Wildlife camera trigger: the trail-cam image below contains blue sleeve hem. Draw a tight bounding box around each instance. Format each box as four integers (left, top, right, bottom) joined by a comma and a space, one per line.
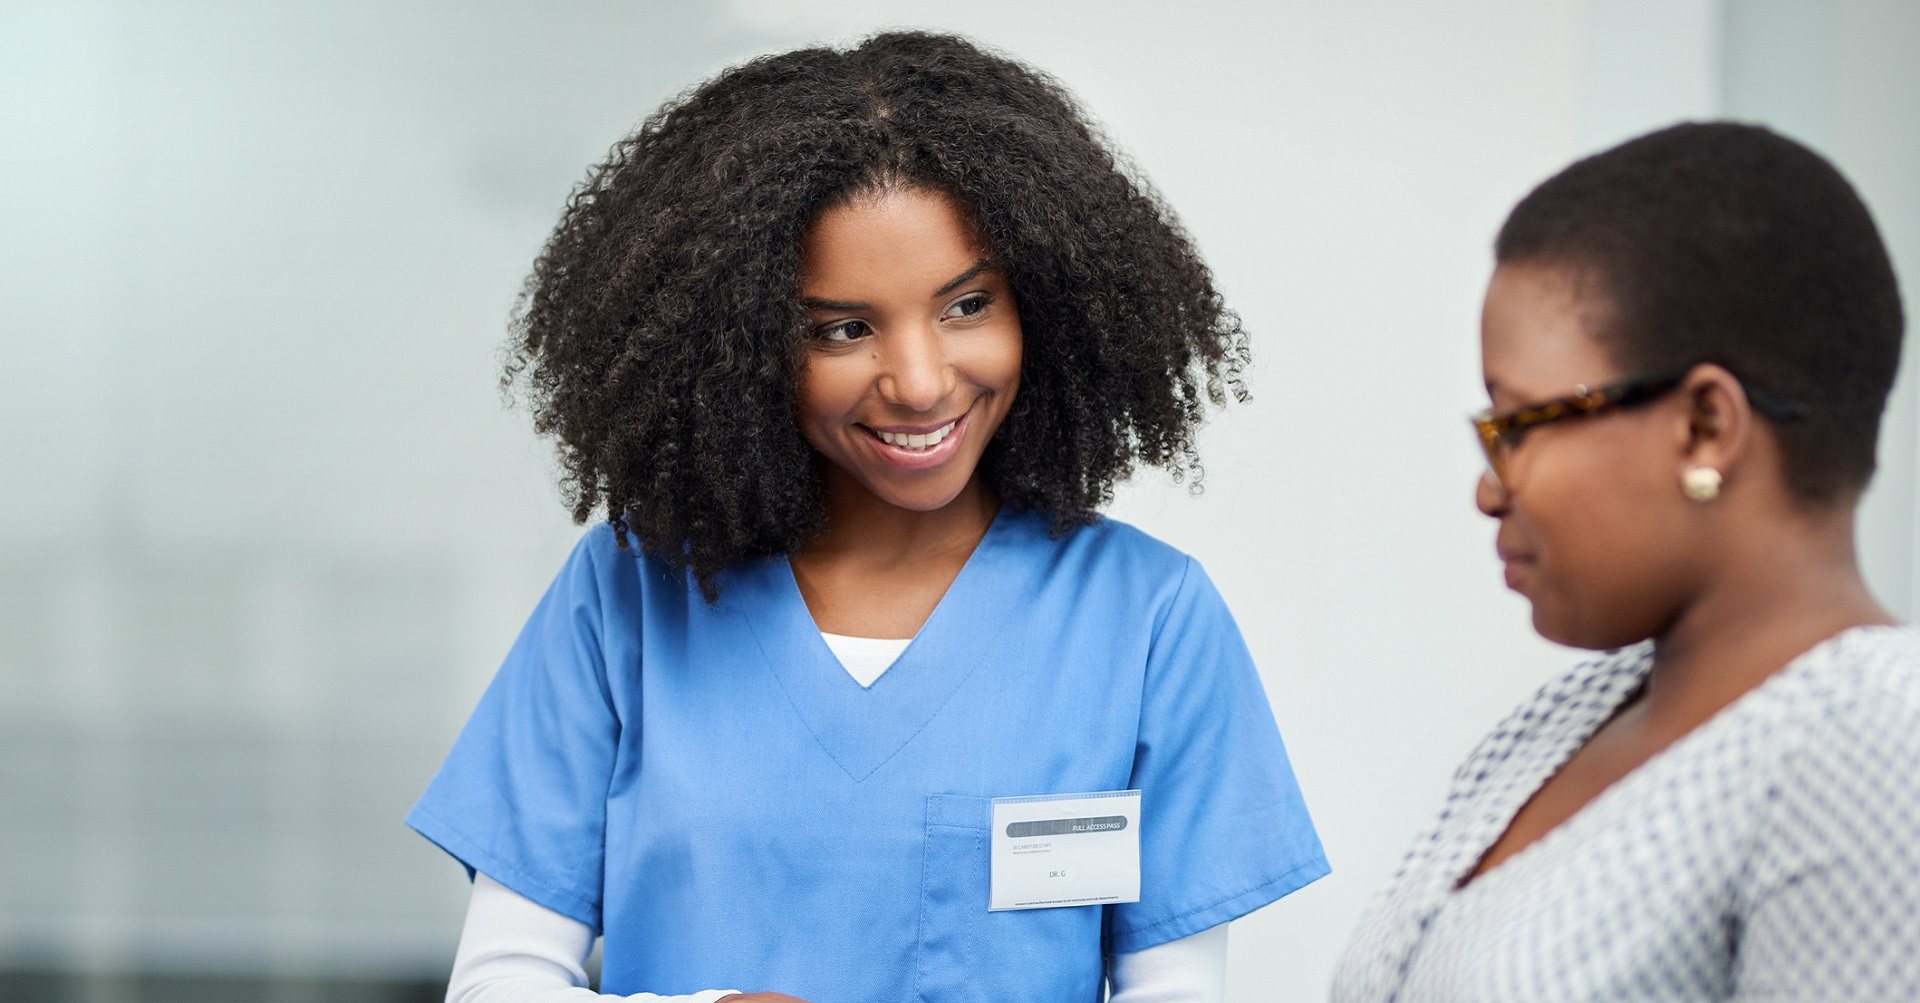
1107, 855, 1331, 954
405, 803, 603, 931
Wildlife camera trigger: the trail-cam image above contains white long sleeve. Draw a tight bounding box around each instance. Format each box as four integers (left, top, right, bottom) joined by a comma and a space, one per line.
449, 872, 1227, 1002
446, 873, 737, 1003
1107, 922, 1229, 1003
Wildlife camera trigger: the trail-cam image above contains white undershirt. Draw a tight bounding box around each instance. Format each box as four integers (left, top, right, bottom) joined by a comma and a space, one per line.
448, 874, 1226, 1002
819, 631, 911, 687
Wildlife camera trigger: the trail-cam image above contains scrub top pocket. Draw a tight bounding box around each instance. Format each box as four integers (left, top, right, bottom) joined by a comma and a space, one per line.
916, 794, 1105, 1003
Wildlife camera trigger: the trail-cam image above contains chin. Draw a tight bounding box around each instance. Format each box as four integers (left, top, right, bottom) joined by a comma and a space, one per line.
1529, 603, 1654, 652
863, 477, 976, 513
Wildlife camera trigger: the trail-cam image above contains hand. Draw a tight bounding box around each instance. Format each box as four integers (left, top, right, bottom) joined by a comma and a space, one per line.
715, 996, 811, 1003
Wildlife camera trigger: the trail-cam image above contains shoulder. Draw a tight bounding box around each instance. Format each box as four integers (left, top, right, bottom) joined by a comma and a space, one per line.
1033, 512, 1213, 616
1788, 624, 1920, 727
1022, 510, 1195, 583
1738, 627, 1920, 903
998, 503, 1190, 587
549, 520, 711, 620
1765, 626, 1920, 786
999, 511, 1233, 643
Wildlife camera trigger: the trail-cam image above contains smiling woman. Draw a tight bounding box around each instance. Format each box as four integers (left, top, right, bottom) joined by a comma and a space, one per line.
503, 32, 1250, 602
407, 29, 1326, 1003
795, 188, 1022, 514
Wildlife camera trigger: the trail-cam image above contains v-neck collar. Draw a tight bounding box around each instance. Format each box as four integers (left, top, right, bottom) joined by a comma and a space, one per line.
1442, 646, 1654, 893
1448, 625, 1909, 897
729, 508, 1050, 782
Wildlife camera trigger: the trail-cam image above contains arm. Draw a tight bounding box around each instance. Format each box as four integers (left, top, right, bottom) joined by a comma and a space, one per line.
447, 873, 740, 1003
1107, 923, 1229, 1003
1732, 812, 1920, 1000
1106, 558, 1327, 954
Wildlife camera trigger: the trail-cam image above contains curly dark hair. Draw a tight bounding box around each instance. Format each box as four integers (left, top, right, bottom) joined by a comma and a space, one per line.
1496, 122, 1904, 506
509, 30, 1250, 597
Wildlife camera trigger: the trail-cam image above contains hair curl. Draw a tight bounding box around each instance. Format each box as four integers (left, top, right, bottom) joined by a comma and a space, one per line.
509, 31, 1249, 597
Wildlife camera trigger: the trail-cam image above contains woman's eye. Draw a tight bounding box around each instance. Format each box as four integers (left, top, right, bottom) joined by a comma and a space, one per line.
814, 319, 869, 343
944, 293, 994, 319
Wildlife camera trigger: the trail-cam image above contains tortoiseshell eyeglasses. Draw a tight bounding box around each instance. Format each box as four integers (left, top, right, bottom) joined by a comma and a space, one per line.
1469, 367, 1807, 489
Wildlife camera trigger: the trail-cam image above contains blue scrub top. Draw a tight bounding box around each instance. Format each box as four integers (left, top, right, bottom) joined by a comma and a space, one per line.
409, 509, 1327, 1001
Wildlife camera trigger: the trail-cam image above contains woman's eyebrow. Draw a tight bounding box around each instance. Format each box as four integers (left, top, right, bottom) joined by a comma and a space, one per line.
800, 295, 867, 311
800, 258, 995, 311
932, 258, 992, 298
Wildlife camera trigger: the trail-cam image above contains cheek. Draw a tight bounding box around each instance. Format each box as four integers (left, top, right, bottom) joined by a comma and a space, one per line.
968, 323, 1024, 401
1522, 447, 1689, 646
794, 358, 865, 438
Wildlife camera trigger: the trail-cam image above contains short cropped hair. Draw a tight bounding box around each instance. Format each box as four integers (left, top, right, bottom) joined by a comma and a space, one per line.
509, 31, 1248, 596
1495, 121, 1904, 505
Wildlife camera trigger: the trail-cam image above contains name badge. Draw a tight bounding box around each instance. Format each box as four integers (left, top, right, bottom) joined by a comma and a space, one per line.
989, 790, 1142, 911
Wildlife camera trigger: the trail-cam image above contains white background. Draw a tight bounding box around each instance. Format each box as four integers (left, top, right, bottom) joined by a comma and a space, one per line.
2, 1, 1915, 999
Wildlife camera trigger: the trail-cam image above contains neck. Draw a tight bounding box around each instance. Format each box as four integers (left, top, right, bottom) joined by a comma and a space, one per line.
799, 466, 1000, 567
1642, 505, 1894, 728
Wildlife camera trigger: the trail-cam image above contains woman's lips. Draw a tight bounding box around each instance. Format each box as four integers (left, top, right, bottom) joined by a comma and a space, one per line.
1494, 536, 1535, 590
859, 407, 971, 471
1500, 552, 1535, 590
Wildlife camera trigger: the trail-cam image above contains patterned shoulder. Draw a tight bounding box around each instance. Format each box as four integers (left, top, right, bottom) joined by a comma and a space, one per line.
1791, 625, 1920, 748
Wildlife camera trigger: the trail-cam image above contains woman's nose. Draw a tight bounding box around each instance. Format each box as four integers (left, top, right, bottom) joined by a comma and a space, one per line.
1475, 467, 1510, 517
876, 327, 954, 411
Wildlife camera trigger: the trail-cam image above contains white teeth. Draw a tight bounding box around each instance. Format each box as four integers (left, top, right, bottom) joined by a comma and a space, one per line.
876, 420, 957, 451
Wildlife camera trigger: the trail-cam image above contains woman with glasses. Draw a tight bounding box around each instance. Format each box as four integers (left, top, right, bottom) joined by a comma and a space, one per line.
1334, 122, 1918, 1001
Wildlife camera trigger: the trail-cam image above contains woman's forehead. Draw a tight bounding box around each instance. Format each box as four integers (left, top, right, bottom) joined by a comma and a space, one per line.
1481, 262, 1621, 400
799, 188, 992, 299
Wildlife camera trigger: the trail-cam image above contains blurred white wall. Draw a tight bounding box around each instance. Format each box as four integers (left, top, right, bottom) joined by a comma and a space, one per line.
1, 1, 1913, 1000
1721, 0, 1920, 659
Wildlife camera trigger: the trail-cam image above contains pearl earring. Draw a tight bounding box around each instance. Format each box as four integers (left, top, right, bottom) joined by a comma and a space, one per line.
1682, 465, 1722, 502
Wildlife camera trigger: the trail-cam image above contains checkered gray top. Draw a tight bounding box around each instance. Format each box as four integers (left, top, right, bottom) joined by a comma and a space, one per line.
1332, 625, 1920, 1002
